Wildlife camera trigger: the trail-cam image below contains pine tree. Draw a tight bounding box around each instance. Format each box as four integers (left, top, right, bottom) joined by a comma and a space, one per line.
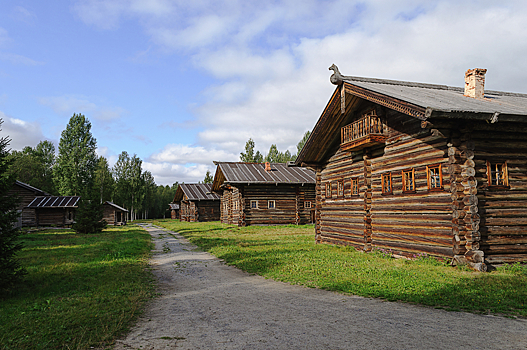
0, 119, 25, 290
240, 138, 256, 162
203, 170, 213, 184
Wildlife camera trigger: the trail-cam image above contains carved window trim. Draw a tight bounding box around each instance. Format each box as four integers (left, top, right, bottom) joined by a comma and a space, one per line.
325, 182, 332, 198
487, 161, 509, 188
427, 164, 443, 191
304, 201, 312, 209
351, 178, 359, 196
250, 200, 258, 209
337, 180, 344, 197
381, 172, 392, 195
402, 168, 416, 193
268, 200, 276, 209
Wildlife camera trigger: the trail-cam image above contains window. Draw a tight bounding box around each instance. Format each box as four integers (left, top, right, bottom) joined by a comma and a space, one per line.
338, 181, 344, 197
304, 201, 312, 209
268, 200, 276, 209
487, 161, 508, 187
351, 178, 359, 196
325, 183, 331, 198
250, 200, 258, 209
402, 169, 415, 193
381, 173, 392, 194
427, 165, 442, 190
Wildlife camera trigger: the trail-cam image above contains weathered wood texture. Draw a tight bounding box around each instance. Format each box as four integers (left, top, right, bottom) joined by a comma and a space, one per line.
34, 208, 75, 226
470, 122, 527, 264
102, 204, 127, 225
179, 199, 220, 222
220, 184, 316, 226
8, 183, 40, 226
319, 106, 454, 259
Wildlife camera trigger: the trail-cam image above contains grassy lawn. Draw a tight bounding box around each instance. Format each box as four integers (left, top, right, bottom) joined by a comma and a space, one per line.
0, 225, 155, 350
154, 219, 527, 318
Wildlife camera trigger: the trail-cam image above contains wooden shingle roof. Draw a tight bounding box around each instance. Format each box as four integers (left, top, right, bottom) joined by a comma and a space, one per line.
104, 201, 129, 212
14, 180, 50, 196
212, 162, 316, 191
173, 183, 220, 202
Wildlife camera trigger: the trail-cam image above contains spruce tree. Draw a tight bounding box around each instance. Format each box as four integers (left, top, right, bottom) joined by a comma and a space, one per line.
0, 119, 25, 290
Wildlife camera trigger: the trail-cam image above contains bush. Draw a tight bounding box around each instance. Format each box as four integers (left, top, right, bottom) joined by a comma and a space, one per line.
72, 199, 107, 234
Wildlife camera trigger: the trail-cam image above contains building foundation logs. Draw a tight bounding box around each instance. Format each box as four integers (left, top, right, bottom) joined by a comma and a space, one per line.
315, 170, 322, 243
449, 129, 486, 272
363, 150, 373, 251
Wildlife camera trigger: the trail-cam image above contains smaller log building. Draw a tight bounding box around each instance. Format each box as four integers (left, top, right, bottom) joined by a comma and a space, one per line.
169, 203, 180, 219
173, 183, 221, 222
27, 196, 80, 227
9, 180, 50, 227
102, 201, 128, 225
212, 162, 316, 226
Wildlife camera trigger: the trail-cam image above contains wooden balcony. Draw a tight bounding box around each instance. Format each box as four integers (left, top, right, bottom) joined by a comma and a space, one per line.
341, 114, 387, 151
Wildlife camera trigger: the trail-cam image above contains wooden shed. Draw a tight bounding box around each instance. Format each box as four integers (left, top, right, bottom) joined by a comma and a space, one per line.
173, 183, 220, 222
295, 65, 527, 270
169, 203, 180, 219
8, 180, 50, 227
26, 196, 80, 227
212, 162, 316, 226
102, 201, 128, 225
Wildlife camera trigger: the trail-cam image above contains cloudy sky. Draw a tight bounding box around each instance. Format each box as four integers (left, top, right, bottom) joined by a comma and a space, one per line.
1, 1, 527, 185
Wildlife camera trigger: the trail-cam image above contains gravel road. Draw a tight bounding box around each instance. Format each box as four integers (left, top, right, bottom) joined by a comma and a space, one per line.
113, 223, 527, 350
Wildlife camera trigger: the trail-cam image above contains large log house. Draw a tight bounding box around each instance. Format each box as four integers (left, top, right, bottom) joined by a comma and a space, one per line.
173, 183, 221, 222
212, 162, 316, 226
295, 66, 527, 271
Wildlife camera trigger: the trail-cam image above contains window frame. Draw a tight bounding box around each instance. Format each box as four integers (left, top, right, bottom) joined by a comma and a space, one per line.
486, 161, 509, 188
381, 172, 392, 195
351, 178, 359, 196
337, 180, 344, 197
304, 201, 312, 209
402, 168, 416, 193
427, 164, 443, 191
325, 182, 332, 198
250, 200, 258, 209
268, 200, 276, 209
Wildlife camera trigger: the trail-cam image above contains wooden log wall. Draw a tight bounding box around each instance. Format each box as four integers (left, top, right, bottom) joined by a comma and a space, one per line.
315, 171, 322, 243
370, 112, 452, 258
241, 184, 315, 226
35, 208, 74, 226
179, 201, 193, 222
470, 122, 527, 264
196, 201, 221, 222
319, 149, 367, 250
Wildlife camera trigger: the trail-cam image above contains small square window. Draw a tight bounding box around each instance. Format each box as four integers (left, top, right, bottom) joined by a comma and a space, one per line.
382, 173, 392, 194
487, 161, 508, 187
402, 169, 415, 193
338, 181, 344, 197
250, 200, 258, 209
304, 201, 312, 209
351, 178, 359, 196
268, 200, 276, 209
325, 183, 331, 198
427, 165, 442, 190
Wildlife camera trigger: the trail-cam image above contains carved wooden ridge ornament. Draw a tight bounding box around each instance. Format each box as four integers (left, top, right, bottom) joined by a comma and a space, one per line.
329, 64, 427, 120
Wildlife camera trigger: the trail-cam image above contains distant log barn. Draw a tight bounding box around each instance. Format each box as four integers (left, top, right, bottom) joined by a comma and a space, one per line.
211, 162, 316, 226
173, 183, 221, 222
296, 66, 527, 271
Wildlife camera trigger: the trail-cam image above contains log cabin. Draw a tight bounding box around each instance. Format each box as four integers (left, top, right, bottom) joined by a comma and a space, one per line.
295, 65, 527, 271
169, 203, 179, 219
173, 183, 220, 222
211, 162, 316, 226
9, 180, 50, 227
102, 201, 128, 225
26, 196, 80, 227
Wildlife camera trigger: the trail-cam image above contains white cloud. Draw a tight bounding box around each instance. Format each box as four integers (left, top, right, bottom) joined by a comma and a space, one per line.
39, 95, 125, 121
0, 112, 50, 151
12, 6, 37, 24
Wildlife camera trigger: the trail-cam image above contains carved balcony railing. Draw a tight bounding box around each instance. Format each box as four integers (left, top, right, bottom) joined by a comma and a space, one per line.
341, 114, 387, 151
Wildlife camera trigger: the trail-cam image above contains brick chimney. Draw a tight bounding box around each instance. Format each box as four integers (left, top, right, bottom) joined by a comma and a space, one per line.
464, 68, 487, 99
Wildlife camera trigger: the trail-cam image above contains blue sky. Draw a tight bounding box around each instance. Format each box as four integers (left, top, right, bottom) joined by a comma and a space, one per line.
2, 0, 527, 185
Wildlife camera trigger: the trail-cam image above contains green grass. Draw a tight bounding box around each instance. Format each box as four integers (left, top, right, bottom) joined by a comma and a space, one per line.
154, 219, 527, 318
0, 225, 155, 350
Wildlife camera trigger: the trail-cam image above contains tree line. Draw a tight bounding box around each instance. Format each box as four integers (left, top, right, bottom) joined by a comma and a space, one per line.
7, 114, 177, 221
239, 131, 311, 163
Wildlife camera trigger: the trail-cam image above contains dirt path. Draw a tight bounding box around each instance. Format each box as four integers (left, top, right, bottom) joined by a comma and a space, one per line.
114, 224, 527, 350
